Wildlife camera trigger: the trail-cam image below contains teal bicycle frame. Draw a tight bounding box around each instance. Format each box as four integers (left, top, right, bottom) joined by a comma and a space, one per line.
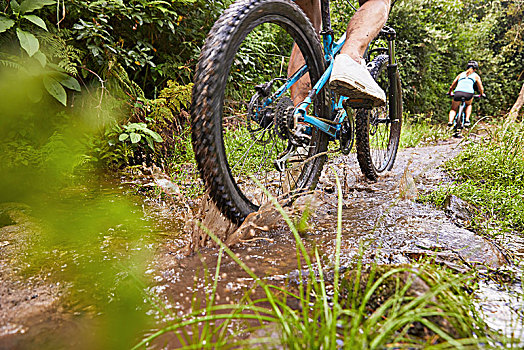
264, 0, 399, 138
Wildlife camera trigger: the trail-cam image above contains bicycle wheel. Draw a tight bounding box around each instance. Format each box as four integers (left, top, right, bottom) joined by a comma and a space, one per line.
451, 104, 465, 138
355, 54, 402, 181
191, 0, 329, 223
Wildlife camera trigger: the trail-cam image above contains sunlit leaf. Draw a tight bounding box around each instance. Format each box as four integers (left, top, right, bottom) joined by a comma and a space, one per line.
0, 16, 15, 33
129, 133, 141, 144
19, 0, 56, 14
143, 129, 163, 142
119, 133, 129, 141
58, 76, 81, 92
145, 136, 155, 150
33, 50, 47, 67
16, 28, 39, 57
10, 0, 20, 14
43, 76, 67, 106
22, 15, 48, 31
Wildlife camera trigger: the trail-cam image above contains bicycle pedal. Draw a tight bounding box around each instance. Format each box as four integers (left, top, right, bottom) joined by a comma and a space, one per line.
343, 99, 374, 109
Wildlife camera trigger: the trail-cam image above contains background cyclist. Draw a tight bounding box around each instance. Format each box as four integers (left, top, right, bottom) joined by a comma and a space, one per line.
446, 60, 486, 127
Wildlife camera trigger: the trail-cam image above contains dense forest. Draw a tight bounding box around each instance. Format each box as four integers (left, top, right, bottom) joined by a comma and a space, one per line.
0, 0, 522, 170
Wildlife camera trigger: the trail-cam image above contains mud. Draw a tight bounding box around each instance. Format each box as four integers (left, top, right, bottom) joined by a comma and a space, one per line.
0, 205, 67, 349
1, 136, 521, 348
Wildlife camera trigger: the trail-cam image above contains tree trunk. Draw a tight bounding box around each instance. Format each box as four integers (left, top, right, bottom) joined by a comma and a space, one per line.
509, 82, 524, 121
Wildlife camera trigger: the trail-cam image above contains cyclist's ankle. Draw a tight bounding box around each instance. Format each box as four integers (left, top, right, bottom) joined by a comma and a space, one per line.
338, 49, 364, 64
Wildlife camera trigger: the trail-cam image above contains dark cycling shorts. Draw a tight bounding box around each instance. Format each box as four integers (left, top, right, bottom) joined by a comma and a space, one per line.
453, 91, 474, 102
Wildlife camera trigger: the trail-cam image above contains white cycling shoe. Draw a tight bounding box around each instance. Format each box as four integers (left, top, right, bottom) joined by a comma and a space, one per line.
329, 54, 386, 107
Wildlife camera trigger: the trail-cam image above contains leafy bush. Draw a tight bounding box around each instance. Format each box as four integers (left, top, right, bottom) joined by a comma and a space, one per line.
424, 121, 524, 234
0, 0, 82, 105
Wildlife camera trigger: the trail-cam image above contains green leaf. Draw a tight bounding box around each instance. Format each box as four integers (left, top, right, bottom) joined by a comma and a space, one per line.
119, 133, 129, 141
129, 133, 141, 144
10, 0, 21, 14
134, 123, 147, 130
22, 15, 47, 31
145, 136, 155, 150
16, 28, 39, 57
0, 16, 15, 33
33, 50, 47, 67
57, 76, 81, 91
143, 129, 163, 142
43, 76, 67, 106
19, 0, 56, 14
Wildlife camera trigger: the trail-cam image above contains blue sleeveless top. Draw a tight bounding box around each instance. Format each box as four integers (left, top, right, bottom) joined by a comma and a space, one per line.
454, 72, 478, 94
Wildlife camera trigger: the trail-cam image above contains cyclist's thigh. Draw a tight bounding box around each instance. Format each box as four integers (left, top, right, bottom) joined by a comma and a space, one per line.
451, 100, 460, 110
358, 0, 391, 6
294, 0, 321, 30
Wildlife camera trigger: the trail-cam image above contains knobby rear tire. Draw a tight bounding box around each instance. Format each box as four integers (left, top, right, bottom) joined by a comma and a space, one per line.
355, 54, 402, 181
191, 0, 328, 223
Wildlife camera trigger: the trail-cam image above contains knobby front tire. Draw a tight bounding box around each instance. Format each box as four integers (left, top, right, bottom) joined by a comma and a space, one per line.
191, 0, 329, 223
355, 54, 402, 181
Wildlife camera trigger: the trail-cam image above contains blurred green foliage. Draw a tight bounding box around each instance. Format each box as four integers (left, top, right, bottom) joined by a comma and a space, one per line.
0, 67, 154, 349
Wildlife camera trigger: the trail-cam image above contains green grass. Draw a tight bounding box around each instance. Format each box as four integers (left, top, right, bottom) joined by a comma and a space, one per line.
135, 173, 512, 349
400, 116, 451, 149
421, 120, 524, 236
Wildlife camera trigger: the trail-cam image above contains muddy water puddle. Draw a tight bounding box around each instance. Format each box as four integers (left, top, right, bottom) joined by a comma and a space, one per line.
2, 139, 524, 348
150, 138, 524, 345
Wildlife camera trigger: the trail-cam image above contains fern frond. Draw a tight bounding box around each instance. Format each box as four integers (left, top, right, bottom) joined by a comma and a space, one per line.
39, 32, 84, 75
0, 59, 23, 70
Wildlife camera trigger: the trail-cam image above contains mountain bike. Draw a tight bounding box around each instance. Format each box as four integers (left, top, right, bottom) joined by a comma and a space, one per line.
449, 94, 481, 137
191, 0, 402, 223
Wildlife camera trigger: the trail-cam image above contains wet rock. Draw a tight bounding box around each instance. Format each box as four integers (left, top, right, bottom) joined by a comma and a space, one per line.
150, 165, 182, 198
398, 164, 418, 201
444, 195, 479, 225
432, 222, 509, 267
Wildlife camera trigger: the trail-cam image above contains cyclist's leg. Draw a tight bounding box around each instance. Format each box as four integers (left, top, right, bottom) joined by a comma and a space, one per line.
448, 100, 460, 125
340, 0, 391, 62
291, 0, 391, 106
289, 0, 321, 106
329, 0, 391, 106
464, 98, 473, 124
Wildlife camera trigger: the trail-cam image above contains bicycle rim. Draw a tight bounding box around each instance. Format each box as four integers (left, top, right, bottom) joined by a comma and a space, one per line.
191, 0, 328, 223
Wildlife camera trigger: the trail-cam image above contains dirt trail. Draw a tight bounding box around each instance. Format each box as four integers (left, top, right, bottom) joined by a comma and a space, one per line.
0, 137, 512, 348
